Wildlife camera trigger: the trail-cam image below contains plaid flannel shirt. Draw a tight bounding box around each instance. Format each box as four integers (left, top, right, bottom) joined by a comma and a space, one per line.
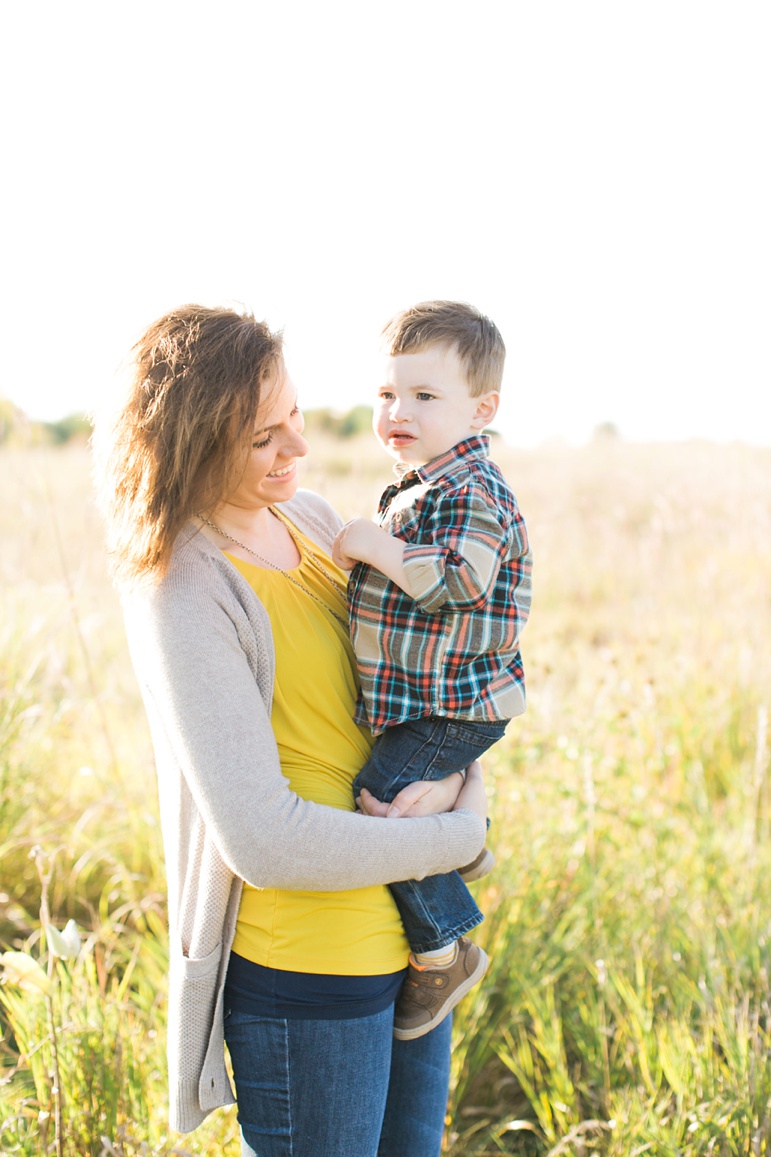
348, 435, 532, 734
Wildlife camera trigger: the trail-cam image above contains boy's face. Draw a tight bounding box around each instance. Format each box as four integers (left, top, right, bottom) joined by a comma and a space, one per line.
374, 345, 499, 467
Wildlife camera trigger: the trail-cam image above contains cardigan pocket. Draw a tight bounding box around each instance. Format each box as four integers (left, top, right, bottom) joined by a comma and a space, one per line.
198, 972, 236, 1112
169, 940, 224, 1086
174, 940, 223, 979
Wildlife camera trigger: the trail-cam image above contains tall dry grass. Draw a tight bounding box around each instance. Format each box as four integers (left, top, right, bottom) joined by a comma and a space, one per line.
1, 436, 770, 1155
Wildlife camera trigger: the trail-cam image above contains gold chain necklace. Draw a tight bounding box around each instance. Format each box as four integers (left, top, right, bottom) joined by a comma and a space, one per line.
198, 510, 349, 629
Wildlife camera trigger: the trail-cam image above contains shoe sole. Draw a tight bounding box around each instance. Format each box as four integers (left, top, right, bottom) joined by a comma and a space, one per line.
459, 848, 496, 883
393, 947, 489, 1041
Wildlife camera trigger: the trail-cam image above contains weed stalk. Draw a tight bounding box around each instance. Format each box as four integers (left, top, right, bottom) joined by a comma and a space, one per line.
33, 846, 66, 1157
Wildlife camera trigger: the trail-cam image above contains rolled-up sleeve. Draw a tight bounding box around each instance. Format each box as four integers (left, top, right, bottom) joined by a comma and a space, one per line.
401, 485, 513, 613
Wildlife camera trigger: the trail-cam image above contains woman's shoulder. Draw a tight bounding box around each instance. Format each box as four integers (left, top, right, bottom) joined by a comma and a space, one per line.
125, 525, 221, 594
279, 489, 343, 550
123, 524, 258, 621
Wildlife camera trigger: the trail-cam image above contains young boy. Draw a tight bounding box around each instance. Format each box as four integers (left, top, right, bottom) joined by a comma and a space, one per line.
332, 300, 532, 1040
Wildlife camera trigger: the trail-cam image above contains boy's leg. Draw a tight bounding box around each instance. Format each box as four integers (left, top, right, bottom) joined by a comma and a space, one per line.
354, 716, 506, 954
389, 870, 482, 953
354, 715, 507, 802
355, 719, 505, 1040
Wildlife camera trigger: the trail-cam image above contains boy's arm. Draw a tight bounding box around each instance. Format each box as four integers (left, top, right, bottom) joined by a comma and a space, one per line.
332, 482, 531, 618
403, 484, 529, 614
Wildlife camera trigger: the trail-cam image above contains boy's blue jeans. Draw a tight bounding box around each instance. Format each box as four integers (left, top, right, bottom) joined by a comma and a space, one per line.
353, 714, 507, 954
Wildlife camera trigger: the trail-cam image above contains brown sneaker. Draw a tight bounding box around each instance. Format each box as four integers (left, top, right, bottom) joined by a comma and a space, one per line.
459, 846, 495, 883
393, 938, 488, 1041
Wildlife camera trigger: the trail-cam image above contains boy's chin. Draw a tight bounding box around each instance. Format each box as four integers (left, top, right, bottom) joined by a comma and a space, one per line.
394, 450, 426, 469
380, 443, 415, 467
379, 441, 426, 468
375, 433, 431, 469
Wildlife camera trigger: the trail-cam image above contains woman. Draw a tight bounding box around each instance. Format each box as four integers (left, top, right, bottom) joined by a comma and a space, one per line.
95, 304, 487, 1157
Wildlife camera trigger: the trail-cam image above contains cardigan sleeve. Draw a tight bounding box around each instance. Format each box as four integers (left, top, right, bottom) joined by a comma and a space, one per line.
123, 552, 485, 894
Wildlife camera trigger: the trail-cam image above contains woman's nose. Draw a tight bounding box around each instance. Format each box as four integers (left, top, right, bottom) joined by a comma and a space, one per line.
292, 430, 310, 458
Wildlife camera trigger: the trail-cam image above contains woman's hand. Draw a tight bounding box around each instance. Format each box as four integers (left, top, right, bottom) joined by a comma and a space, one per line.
356, 762, 486, 823
357, 772, 464, 818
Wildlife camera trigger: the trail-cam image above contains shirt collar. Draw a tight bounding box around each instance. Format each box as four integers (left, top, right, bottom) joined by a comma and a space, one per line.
394, 434, 491, 486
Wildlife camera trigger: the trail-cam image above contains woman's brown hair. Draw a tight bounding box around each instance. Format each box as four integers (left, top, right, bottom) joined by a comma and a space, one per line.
95, 304, 283, 587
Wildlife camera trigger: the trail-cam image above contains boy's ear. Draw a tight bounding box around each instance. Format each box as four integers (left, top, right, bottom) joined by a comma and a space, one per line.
471, 391, 500, 430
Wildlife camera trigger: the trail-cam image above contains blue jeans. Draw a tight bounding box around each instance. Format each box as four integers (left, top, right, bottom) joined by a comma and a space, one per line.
224, 1001, 452, 1156
354, 715, 507, 953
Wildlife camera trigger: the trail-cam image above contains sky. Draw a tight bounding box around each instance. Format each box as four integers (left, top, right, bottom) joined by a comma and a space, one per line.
2, 0, 769, 446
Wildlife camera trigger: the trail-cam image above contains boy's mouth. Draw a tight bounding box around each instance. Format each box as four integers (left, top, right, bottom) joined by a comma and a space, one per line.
388, 432, 416, 445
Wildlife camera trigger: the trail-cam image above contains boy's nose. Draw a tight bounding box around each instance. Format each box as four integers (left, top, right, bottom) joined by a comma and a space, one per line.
390, 399, 411, 421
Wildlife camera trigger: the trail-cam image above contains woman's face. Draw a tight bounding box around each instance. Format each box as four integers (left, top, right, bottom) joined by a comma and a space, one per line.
225, 366, 309, 512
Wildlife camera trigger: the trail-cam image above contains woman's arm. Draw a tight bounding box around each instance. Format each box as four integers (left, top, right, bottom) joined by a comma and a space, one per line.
124, 561, 486, 895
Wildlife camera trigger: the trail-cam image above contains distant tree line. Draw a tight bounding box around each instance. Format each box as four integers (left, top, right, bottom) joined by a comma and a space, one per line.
0, 398, 93, 447
0, 398, 622, 449
301, 405, 373, 438
0, 398, 375, 448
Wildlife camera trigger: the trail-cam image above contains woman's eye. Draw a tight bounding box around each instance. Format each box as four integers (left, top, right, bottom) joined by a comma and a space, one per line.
253, 433, 273, 449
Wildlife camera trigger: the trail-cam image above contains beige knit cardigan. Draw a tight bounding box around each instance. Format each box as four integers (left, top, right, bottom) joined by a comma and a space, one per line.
121, 490, 485, 1134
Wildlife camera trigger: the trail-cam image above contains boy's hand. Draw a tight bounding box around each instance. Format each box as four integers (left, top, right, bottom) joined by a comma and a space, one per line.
332, 518, 388, 571
332, 518, 412, 593
331, 519, 364, 570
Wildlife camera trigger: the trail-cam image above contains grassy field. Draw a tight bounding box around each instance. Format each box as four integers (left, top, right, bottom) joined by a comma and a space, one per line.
1, 436, 770, 1155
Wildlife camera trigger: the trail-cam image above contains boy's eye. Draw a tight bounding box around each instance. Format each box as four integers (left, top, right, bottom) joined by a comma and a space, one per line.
416, 392, 435, 402
378, 391, 395, 401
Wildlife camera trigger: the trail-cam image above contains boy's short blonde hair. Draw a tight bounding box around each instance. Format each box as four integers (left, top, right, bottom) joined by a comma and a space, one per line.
381, 300, 505, 397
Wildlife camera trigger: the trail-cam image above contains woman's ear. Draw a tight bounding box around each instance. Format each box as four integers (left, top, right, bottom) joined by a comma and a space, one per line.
471, 391, 500, 430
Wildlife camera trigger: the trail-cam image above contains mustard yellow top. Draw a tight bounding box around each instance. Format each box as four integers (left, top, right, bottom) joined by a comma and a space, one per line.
229, 516, 410, 974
